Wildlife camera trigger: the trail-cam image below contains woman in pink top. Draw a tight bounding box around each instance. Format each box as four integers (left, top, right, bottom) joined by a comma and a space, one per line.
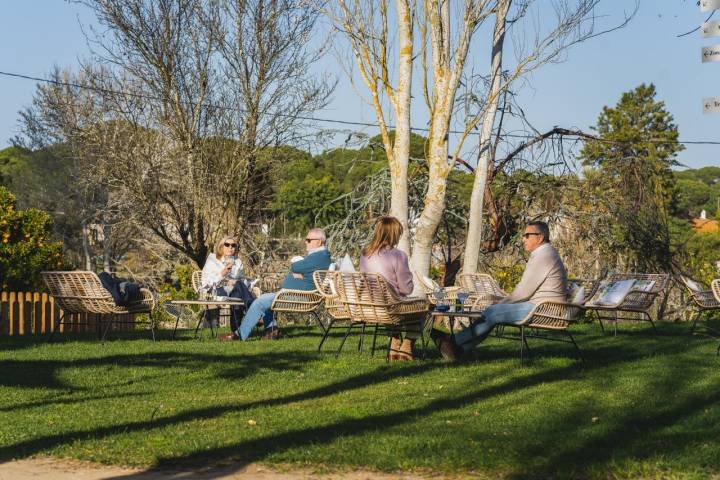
360, 216, 416, 361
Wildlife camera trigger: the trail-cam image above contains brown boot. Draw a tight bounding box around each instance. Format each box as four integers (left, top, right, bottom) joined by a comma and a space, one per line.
396, 338, 415, 361
389, 336, 402, 361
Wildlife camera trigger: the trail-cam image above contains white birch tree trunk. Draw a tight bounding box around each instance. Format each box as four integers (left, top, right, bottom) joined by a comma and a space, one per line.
389, 0, 413, 255
463, 0, 510, 275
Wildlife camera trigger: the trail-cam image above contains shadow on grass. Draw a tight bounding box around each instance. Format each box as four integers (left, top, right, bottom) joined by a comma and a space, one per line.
0, 347, 320, 390
0, 391, 150, 413
0, 358, 449, 462
2, 323, 718, 478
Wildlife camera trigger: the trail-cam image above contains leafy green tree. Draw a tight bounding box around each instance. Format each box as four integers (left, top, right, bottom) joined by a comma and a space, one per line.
275, 175, 346, 232
0, 187, 66, 290
580, 83, 684, 271
674, 178, 714, 219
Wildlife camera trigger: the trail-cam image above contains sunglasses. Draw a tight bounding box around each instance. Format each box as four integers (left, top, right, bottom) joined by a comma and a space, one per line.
223, 242, 238, 248
522, 232, 542, 239
304, 238, 321, 243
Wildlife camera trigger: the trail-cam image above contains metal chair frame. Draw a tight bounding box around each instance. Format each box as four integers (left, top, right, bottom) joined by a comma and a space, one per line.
584, 273, 670, 335
489, 301, 586, 366
680, 276, 720, 337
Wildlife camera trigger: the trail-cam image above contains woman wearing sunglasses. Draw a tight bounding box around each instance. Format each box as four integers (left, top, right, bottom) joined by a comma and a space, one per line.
200, 235, 255, 332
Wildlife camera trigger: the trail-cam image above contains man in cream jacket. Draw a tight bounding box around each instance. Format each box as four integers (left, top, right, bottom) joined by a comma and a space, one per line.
434, 220, 567, 360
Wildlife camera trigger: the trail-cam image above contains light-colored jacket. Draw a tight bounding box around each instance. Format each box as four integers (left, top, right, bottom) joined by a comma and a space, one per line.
201, 254, 244, 288
360, 247, 414, 297
501, 243, 567, 305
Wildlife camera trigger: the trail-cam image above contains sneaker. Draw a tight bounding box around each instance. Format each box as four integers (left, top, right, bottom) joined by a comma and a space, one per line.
261, 327, 283, 340
219, 332, 240, 342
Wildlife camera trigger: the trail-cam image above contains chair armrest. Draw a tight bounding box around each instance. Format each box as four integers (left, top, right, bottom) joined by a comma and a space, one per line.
711, 279, 720, 303
468, 294, 506, 310
388, 297, 429, 315
517, 301, 584, 328
126, 288, 156, 313
271, 289, 323, 313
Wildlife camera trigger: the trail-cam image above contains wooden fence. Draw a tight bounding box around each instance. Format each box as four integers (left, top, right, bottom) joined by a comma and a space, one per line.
0, 291, 136, 336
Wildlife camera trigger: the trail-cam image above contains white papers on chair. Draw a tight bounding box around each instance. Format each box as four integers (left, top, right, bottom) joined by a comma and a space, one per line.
213, 295, 233, 302
586, 280, 636, 307
633, 280, 655, 292
338, 253, 356, 272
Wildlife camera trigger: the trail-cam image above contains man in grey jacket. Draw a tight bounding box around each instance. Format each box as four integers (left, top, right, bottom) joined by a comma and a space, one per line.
434, 220, 567, 360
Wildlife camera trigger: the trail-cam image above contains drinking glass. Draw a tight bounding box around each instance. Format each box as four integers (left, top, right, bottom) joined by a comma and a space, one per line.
457, 289, 470, 311
432, 287, 447, 311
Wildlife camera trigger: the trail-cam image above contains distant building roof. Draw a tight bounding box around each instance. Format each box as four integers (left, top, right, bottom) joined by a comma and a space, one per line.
692, 218, 719, 233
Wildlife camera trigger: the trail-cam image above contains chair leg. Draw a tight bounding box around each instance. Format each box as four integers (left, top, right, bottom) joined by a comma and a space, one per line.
318, 320, 334, 351
171, 310, 182, 340
519, 326, 526, 364
370, 324, 379, 357
591, 310, 605, 333
358, 323, 366, 352
335, 323, 354, 357
193, 310, 206, 339
566, 330, 585, 367
101, 315, 113, 342
49, 313, 66, 342
645, 312, 657, 332
690, 311, 700, 335
313, 311, 327, 335
150, 315, 156, 342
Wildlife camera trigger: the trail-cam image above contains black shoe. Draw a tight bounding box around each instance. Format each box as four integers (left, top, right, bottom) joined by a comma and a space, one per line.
430, 328, 449, 349
261, 327, 283, 340
438, 337, 463, 361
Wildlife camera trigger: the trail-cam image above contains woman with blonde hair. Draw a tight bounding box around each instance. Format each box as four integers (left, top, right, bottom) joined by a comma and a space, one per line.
360, 216, 416, 360
200, 235, 255, 332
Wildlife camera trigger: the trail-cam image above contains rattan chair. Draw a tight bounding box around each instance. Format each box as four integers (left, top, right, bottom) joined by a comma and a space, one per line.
458, 273, 508, 310
333, 272, 430, 359
312, 270, 362, 352
269, 287, 325, 333
680, 276, 720, 336
42, 271, 155, 341
584, 273, 670, 334
712, 279, 720, 355
507, 300, 586, 365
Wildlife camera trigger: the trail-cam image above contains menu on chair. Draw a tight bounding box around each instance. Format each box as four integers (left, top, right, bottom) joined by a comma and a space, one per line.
585, 280, 636, 307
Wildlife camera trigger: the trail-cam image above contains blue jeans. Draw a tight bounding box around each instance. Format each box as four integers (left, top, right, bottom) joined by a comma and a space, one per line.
235, 292, 277, 340
454, 302, 535, 352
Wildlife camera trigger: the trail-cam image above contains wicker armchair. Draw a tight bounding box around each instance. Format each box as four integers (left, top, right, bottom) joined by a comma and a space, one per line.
312, 270, 361, 352
458, 273, 508, 310
508, 300, 586, 365
584, 273, 670, 334
334, 272, 430, 359
41, 271, 155, 341
680, 276, 720, 335
270, 287, 325, 332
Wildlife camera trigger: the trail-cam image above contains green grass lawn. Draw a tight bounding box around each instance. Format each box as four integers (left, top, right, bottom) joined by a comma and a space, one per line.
1, 321, 719, 479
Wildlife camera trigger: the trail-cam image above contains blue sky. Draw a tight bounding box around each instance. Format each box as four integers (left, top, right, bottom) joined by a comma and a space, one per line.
0, 0, 718, 170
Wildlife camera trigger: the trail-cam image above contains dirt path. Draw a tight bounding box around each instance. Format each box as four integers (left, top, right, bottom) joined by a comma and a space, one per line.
0, 457, 464, 480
